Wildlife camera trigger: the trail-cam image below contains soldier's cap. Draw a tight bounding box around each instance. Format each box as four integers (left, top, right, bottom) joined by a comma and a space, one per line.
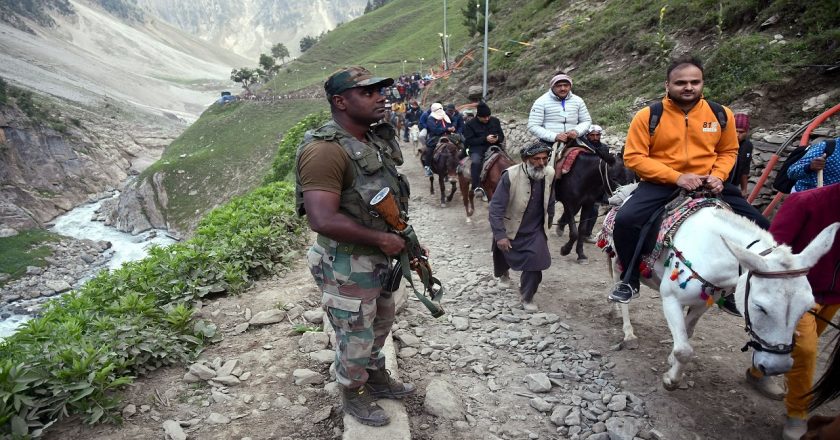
324, 66, 394, 98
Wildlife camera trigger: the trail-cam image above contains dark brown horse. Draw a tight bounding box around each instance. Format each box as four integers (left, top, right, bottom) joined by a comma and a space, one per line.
429, 136, 461, 207
457, 147, 514, 223
555, 147, 635, 263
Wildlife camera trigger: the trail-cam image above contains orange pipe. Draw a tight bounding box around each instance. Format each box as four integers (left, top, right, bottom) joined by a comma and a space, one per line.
799, 103, 840, 147
762, 192, 785, 217
748, 154, 779, 203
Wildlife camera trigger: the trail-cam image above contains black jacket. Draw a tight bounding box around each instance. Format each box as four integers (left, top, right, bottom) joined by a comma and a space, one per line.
464, 117, 505, 152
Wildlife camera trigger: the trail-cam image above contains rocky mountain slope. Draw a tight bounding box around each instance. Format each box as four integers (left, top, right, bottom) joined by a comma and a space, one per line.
135, 0, 367, 59
0, 0, 363, 233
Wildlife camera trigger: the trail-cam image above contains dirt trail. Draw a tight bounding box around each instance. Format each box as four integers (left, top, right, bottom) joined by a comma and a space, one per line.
47, 143, 840, 440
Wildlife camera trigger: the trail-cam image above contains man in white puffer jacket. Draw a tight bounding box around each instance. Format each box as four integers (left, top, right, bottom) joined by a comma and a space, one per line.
527, 73, 592, 144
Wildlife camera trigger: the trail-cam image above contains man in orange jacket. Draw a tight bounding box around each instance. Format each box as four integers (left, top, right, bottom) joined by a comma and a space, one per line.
609, 56, 769, 303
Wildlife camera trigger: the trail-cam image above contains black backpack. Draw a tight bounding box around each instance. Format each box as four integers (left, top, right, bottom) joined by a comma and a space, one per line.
648, 99, 727, 136
772, 139, 836, 193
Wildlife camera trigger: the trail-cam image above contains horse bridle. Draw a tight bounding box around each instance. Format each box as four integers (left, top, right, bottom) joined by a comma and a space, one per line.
740, 246, 811, 355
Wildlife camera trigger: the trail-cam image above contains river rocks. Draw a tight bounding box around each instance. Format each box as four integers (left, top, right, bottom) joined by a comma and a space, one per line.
1, 237, 111, 320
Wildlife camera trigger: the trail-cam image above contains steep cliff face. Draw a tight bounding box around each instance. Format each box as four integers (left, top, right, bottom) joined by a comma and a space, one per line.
135, 0, 367, 59
0, 101, 179, 231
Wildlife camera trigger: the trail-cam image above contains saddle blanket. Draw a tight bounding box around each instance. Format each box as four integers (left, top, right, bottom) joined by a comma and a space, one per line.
597, 196, 731, 274
458, 148, 505, 182
557, 147, 588, 175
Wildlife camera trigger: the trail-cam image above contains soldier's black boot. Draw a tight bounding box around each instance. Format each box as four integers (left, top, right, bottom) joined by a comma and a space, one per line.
365, 368, 416, 399
341, 385, 390, 426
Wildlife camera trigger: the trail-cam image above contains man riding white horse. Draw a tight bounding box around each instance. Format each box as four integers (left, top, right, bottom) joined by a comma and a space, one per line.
608, 55, 770, 304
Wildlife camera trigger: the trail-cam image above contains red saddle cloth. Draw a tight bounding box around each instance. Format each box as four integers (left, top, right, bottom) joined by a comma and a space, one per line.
556, 147, 588, 175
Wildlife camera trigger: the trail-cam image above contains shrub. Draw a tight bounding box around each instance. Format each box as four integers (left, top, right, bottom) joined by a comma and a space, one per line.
0, 180, 307, 437
0, 77, 7, 105
264, 111, 330, 184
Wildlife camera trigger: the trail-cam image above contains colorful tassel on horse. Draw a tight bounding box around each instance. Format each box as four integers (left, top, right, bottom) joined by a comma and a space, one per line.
679, 275, 693, 289
663, 252, 674, 268
670, 262, 681, 281
597, 239, 607, 248
705, 295, 715, 307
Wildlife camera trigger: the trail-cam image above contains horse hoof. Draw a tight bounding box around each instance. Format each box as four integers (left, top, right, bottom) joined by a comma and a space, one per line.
560, 247, 571, 256
465, 217, 472, 224
620, 337, 639, 350
662, 374, 679, 391
577, 257, 589, 265
440, 203, 446, 208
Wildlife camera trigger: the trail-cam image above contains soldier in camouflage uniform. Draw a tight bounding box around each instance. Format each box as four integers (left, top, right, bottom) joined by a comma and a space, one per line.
295, 66, 416, 426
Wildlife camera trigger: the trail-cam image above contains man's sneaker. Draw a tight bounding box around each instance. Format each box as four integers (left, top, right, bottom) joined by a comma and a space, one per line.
745, 368, 785, 401
424, 166, 433, 177
583, 234, 597, 244
341, 385, 390, 426
781, 416, 807, 440
473, 187, 486, 199
365, 369, 416, 399
608, 282, 639, 304
720, 294, 742, 317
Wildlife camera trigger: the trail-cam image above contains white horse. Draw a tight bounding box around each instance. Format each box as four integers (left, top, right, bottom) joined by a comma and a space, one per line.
606, 202, 840, 390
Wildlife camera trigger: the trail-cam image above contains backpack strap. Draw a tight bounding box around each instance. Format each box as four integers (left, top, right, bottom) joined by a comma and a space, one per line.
705, 100, 728, 131
648, 101, 663, 137
648, 99, 729, 136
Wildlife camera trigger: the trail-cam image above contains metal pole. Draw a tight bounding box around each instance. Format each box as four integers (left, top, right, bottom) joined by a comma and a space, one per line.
482, 0, 489, 100
443, 0, 449, 70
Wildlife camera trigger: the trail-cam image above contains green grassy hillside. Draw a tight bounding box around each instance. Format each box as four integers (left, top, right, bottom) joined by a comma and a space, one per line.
141, 99, 325, 232
266, 0, 469, 92
426, 0, 840, 131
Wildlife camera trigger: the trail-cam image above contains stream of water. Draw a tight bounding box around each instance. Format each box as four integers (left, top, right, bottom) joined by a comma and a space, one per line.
0, 195, 176, 338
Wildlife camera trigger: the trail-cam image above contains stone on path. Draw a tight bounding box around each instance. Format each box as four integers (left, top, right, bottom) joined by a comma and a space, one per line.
303, 310, 324, 324
188, 363, 216, 380
299, 331, 329, 353
309, 349, 336, 364
424, 378, 464, 420
162, 420, 187, 440
607, 394, 627, 411
206, 412, 230, 425
293, 369, 324, 385
249, 309, 286, 326
452, 317, 470, 331
529, 397, 554, 412
524, 373, 552, 393
606, 416, 640, 440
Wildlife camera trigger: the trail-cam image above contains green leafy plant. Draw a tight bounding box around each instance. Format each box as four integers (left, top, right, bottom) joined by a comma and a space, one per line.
292, 324, 322, 334
0, 172, 308, 436
264, 111, 330, 184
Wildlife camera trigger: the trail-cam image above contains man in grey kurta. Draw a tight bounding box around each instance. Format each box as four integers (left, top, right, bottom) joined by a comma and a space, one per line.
489, 142, 556, 311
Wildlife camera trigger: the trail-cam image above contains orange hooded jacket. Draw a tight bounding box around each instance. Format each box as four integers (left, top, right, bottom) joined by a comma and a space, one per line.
624, 97, 738, 185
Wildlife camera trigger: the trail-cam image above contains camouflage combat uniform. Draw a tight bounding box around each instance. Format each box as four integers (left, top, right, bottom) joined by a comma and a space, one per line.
295, 120, 410, 389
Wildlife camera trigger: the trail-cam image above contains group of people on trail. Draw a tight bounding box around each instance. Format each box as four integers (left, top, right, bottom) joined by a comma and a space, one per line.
294, 60, 840, 439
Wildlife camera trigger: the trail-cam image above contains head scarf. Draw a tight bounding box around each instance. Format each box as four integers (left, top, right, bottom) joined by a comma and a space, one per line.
430, 102, 451, 123
520, 141, 553, 159
588, 125, 604, 135
734, 113, 750, 131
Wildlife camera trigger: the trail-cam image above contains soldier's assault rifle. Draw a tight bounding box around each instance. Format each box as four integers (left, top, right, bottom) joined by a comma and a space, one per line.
370, 188, 445, 318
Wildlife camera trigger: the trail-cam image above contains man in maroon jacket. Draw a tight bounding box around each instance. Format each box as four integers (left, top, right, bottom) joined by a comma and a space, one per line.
745, 183, 840, 440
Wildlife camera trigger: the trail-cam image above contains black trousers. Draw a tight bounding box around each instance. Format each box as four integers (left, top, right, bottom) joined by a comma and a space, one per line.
613, 181, 770, 285
469, 146, 488, 190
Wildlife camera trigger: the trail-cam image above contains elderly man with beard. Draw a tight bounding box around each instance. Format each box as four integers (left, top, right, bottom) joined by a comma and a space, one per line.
489, 142, 556, 311
608, 56, 769, 304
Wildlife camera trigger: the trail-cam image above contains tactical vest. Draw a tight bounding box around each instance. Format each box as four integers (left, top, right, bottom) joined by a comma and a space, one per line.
294, 120, 410, 231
